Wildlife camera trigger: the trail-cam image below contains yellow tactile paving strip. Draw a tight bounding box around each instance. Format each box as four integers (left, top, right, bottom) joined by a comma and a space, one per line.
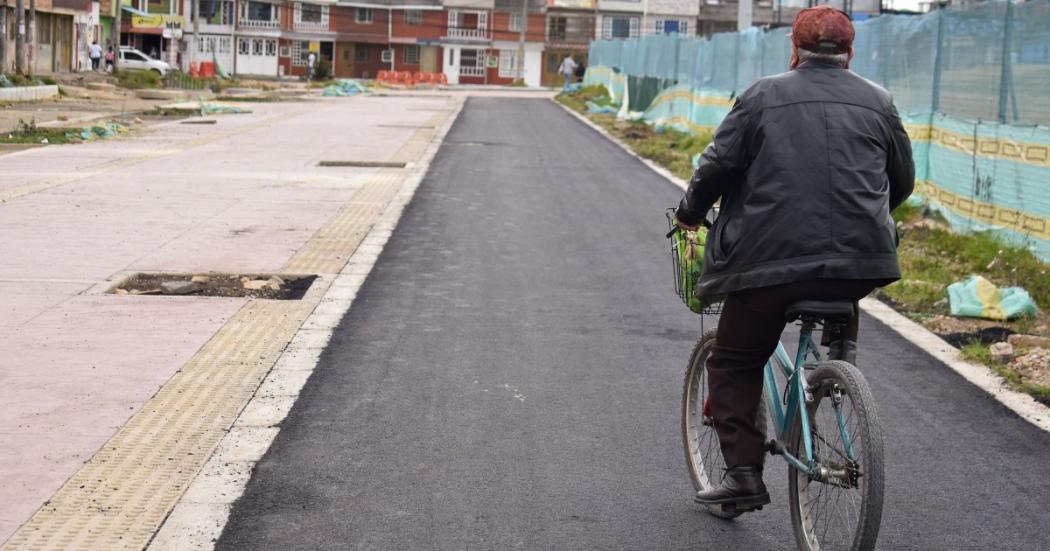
283, 170, 403, 274
1, 98, 453, 551
3, 300, 312, 550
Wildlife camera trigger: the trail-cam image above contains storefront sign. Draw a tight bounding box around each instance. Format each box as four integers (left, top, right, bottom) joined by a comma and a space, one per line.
130, 14, 184, 33
308, 41, 321, 53
486, 55, 498, 68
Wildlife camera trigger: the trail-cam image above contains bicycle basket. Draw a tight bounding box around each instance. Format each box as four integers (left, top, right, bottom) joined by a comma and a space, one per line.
666, 209, 723, 315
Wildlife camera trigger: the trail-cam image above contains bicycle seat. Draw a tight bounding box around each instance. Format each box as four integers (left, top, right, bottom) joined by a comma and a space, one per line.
783, 300, 855, 324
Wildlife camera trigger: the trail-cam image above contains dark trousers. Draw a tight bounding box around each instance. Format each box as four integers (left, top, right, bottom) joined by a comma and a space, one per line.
708, 279, 880, 468
91, 57, 100, 70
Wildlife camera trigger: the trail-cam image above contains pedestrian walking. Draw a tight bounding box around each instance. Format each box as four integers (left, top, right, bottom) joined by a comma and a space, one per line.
105, 46, 115, 73
89, 41, 103, 72
677, 5, 914, 509
307, 52, 317, 82
574, 60, 586, 83
558, 55, 577, 91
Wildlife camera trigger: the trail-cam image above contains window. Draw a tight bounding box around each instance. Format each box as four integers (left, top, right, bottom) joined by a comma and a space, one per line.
291, 40, 311, 66
602, 16, 638, 39
238, 37, 250, 55
295, 3, 329, 28
206, 1, 234, 24
404, 45, 420, 65
459, 48, 484, 77
252, 39, 264, 55
265, 39, 277, 56
355, 46, 369, 62
655, 19, 685, 34
509, 11, 523, 32
498, 49, 520, 78
404, 10, 422, 25
246, 1, 274, 20
356, 8, 373, 23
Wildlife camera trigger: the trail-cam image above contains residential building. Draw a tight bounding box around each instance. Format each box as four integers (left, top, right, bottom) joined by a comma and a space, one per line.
542, 0, 595, 86
123, 0, 185, 66
1, 0, 94, 73
488, 0, 545, 86
642, 0, 699, 36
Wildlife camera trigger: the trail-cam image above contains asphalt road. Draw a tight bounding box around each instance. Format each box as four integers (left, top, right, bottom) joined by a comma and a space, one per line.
218, 98, 1050, 550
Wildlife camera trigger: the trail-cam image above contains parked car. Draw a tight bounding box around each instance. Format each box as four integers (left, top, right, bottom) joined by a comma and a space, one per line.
119, 48, 171, 76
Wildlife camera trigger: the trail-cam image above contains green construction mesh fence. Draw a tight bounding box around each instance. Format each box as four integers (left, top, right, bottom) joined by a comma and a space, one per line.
585, 0, 1050, 260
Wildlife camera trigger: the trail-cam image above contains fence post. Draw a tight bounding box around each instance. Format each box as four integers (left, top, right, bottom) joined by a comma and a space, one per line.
997, 0, 1014, 123
930, 10, 945, 114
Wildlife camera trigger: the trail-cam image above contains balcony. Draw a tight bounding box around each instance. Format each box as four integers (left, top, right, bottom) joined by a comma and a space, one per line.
460, 65, 485, 77
240, 18, 278, 29
446, 10, 489, 42
446, 26, 489, 40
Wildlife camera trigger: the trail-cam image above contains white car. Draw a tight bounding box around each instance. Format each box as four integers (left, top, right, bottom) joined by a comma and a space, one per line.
119, 47, 171, 76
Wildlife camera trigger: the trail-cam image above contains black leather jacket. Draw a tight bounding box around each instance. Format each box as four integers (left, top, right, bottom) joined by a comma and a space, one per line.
677, 59, 915, 297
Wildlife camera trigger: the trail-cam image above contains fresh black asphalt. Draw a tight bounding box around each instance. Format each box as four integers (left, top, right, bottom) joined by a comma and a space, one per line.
217, 98, 1050, 550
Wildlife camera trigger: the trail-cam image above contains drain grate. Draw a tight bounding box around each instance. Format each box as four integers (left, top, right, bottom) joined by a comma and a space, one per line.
318, 160, 407, 168
181, 119, 218, 125
110, 273, 317, 300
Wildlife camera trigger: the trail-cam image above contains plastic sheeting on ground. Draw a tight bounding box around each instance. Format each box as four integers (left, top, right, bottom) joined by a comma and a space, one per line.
322, 79, 369, 97
947, 275, 1038, 320
0, 75, 13, 88
66, 122, 128, 142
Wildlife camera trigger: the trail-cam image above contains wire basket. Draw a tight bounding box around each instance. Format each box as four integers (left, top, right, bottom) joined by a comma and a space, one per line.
666, 208, 724, 317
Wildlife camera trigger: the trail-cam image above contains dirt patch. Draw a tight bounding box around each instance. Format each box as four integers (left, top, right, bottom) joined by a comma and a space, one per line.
111, 273, 317, 300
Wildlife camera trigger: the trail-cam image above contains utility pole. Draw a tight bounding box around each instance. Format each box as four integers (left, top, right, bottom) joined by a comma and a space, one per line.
192, 0, 200, 68
1, 4, 7, 74
112, 0, 121, 71
15, 0, 24, 74
516, 0, 526, 83
737, 0, 752, 31
27, 0, 33, 75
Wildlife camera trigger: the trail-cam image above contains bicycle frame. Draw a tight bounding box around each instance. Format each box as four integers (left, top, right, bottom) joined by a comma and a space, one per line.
762, 322, 857, 477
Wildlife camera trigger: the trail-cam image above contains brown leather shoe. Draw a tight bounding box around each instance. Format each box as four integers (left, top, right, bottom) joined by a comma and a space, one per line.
694, 465, 770, 507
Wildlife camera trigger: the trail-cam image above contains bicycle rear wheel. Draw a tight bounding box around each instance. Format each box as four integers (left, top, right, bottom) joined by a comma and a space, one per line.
789, 360, 885, 551
682, 329, 766, 519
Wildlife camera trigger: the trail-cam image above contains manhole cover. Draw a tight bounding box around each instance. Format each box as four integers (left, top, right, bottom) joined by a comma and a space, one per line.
318, 160, 406, 168
110, 273, 317, 300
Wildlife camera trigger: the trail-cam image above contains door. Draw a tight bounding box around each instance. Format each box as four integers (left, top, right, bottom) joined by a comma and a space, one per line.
336, 42, 353, 78
443, 46, 459, 84
420, 46, 437, 74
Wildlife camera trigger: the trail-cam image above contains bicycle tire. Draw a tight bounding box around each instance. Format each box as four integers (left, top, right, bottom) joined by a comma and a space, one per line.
681, 329, 767, 520
788, 360, 885, 551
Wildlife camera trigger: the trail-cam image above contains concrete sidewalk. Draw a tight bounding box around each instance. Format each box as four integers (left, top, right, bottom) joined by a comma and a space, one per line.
0, 94, 459, 547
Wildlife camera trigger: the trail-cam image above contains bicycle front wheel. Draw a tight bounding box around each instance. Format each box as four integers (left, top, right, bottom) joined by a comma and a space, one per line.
682, 329, 767, 519
789, 360, 885, 551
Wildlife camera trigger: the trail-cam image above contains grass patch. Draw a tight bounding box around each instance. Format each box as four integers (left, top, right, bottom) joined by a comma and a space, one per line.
556, 87, 711, 180
0, 119, 74, 144
117, 70, 161, 90
882, 202, 1048, 319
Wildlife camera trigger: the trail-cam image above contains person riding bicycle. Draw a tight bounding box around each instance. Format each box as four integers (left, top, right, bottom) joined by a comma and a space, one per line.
675, 6, 914, 508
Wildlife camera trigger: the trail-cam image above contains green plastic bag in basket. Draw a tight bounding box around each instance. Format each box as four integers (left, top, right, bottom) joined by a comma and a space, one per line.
672, 225, 709, 314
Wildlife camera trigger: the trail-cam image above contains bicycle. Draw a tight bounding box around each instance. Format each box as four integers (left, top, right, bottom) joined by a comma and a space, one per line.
669, 211, 885, 551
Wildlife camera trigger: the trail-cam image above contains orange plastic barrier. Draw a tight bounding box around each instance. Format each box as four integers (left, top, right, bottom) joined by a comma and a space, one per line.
413, 72, 425, 86
199, 61, 216, 78
376, 70, 391, 83
189, 62, 201, 78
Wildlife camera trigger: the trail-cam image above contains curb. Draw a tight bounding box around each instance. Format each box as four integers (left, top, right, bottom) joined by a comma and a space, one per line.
553, 98, 1050, 434
145, 97, 466, 550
